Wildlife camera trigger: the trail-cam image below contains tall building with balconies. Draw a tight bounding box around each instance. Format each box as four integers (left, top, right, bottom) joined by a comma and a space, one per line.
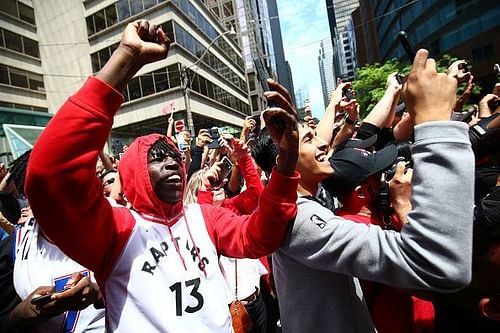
0, 0, 50, 162
2, 0, 250, 158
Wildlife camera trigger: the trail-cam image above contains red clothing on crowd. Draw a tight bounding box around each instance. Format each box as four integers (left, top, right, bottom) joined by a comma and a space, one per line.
197, 154, 263, 215
338, 210, 435, 333
26, 76, 299, 289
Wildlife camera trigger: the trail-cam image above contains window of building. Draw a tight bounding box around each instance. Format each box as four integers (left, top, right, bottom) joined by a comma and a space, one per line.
128, 77, 141, 100
23, 37, 39, 58
86, 16, 96, 36
144, 0, 157, 10
345, 52, 351, 57
116, 0, 131, 21
347, 65, 353, 70
98, 48, 111, 69
28, 72, 44, 91
3, 29, 22, 53
167, 64, 181, 87
105, 6, 118, 27
140, 74, 155, 97
18, 2, 35, 24
91, 53, 100, 73
94, 10, 106, 32
130, 1, 144, 16
0, 0, 18, 18
154, 69, 169, 92
9, 68, 28, 88
0, 64, 9, 84
223, 1, 234, 18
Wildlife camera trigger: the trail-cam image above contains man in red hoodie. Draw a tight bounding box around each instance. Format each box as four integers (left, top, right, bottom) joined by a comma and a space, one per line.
25, 20, 299, 332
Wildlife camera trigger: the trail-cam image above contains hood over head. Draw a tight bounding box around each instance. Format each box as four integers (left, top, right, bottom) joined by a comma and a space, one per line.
118, 134, 184, 224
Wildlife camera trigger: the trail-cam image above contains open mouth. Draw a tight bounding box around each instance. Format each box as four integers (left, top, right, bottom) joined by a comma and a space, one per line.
316, 152, 328, 162
165, 174, 182, 183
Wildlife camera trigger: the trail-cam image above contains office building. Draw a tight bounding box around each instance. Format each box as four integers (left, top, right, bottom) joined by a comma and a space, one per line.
267, 0, 295, 105
203, 0, 279, 114
1, 0, 250, 161
325, 0, 359, 81
318, 39, 336, 108
356, 0, 499, 87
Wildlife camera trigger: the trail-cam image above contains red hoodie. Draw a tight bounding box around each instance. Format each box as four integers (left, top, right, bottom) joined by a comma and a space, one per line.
26, 77, 299, 287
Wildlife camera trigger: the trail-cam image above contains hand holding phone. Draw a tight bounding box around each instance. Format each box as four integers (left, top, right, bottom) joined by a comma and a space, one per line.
31, 293, 54, 306
210, 156, 233, 187
398, 31, 416, 61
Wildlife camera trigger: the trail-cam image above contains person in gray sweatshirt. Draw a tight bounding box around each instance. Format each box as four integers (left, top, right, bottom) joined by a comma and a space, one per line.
254, 49, 474, 332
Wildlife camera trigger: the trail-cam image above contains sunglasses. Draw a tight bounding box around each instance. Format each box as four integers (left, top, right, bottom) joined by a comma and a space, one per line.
103, 178, 115, 186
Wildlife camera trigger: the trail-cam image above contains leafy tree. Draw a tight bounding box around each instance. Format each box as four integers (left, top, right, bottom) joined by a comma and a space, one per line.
353, 55, 482, 119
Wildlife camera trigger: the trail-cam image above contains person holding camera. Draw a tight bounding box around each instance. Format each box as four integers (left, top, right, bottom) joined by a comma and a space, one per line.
25, 20, 300, 333
252, 49, 474, 332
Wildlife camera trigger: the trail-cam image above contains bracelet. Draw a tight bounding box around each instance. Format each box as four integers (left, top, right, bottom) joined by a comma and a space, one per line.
345, 116, 358, 126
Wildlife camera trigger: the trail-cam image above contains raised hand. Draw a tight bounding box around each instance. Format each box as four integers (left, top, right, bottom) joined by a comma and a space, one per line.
120, 20, 170, 66
263, 79, 298, 176
403, 49, 458, 125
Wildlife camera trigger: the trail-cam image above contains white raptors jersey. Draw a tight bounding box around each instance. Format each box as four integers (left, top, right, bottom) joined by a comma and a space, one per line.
104, 204, 232, 332
13, 217, 106, 333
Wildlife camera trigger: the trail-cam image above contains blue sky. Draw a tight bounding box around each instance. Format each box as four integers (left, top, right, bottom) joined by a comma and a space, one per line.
276, 0, 331, 118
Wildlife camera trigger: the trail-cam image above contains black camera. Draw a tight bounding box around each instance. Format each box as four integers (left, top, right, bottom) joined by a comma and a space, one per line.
383, 156, 413, 181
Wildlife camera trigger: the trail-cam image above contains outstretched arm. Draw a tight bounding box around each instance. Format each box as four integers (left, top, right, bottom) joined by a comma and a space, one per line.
26, 20, 170, 275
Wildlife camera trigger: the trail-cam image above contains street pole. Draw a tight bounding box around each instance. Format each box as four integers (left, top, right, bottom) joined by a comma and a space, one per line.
181, 66, 195, 137
182, 26, 236, 137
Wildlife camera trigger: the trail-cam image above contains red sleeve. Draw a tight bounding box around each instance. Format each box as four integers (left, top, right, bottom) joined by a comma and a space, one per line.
25, 77, 134, 279
223, 154, 263, 215
201, 168, 299, 258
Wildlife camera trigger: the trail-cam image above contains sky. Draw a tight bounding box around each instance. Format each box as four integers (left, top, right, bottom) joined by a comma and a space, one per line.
276, 0, 332, 119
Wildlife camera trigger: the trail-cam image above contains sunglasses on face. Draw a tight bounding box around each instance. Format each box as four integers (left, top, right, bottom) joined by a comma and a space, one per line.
103, 178, 115, 186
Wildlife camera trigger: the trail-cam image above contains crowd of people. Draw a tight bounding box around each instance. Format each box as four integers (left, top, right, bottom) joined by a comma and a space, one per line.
0, 19, 499, 333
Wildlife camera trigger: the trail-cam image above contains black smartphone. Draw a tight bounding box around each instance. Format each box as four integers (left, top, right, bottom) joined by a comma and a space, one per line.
31, 294, 53, 306
342, 86, 354, 101
207, 128, 222, 149
254, 59, 286, 131
395, 73, 405, 85
398, 31, 416, 61
211, 156, 233, 187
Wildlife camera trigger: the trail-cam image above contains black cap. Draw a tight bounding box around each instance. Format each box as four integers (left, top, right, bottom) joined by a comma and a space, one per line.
322, 144, 398, 197
335, 134, 378, 152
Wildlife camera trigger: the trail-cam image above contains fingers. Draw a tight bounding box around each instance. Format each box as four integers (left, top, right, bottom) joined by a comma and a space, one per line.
267, 79, 292, 105
264, 90, 295, 117
425, 57, 436, 74
412, 49, 429, 72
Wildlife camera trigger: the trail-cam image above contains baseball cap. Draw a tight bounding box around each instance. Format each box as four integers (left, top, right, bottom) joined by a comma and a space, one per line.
335, 134, 378, 152
322, 143, 398, 197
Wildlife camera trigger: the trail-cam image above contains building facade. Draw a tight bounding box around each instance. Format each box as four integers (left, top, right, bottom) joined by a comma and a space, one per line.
267, 0, 295, 106
325, 0, 359, 82
1, 0, 251, 154
318, 39, 336, 108
203, 0, 280, 115
358, 0, 499, 88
